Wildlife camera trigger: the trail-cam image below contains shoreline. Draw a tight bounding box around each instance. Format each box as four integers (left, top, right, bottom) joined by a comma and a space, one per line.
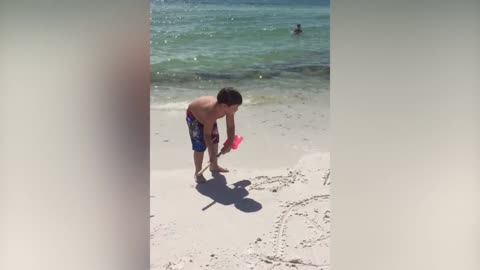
150, 91, 329, 171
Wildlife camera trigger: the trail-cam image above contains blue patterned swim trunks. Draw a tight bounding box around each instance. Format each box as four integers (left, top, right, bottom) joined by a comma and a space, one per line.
186, 110, 219, 152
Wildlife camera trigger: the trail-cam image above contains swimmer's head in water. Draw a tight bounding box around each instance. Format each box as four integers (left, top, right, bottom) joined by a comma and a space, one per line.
297, 24, 301, 28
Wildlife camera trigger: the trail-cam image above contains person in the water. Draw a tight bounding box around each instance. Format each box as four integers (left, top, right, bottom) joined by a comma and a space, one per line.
293, 24, 303, 34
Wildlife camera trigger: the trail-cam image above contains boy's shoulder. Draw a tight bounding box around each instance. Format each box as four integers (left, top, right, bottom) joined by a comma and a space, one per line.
190, 96, 214, 106
189, 96, 218, 119
192, 95, 216, 103
204, 95, 217, 102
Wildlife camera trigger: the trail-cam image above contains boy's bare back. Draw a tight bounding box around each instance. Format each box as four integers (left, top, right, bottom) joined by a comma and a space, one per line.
187, 96, 226, 126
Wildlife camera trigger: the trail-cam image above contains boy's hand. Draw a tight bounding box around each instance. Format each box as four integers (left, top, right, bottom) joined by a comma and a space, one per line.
220, 145, 232, 154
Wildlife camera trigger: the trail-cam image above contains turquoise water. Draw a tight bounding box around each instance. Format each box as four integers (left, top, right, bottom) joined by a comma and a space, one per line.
150, 0, 329, 107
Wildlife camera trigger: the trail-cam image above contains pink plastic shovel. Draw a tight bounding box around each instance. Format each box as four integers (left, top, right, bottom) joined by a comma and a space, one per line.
227, 135, 244, 150
198, 135, 243, 175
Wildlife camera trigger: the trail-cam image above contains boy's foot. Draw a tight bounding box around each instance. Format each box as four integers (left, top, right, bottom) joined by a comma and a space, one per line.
195, 173, 207, 184
209, 164, 229, 173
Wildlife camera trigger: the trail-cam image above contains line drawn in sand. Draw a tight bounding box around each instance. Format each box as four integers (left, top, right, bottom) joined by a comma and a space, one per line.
249, 169, 308, 192
322, 169, 330, 186
271, 195, 330, 259
234, 194, 330, 269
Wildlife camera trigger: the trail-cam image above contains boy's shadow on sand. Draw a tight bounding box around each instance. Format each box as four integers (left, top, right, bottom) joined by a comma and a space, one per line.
196, 172, 262, 212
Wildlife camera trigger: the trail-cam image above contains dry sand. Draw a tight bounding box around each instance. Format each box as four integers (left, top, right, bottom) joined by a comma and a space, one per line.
151, 91, 330, 270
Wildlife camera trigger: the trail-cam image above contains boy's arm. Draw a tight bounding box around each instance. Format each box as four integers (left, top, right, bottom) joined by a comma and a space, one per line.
224, 114, 235, 148
203, 120, 218, 163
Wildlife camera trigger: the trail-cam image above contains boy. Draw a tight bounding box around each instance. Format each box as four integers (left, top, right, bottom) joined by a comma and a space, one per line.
186, 87, 242, 183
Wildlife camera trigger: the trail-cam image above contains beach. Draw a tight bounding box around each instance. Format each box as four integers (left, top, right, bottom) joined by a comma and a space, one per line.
150, 90, 330, 269
150, 1, 330, 269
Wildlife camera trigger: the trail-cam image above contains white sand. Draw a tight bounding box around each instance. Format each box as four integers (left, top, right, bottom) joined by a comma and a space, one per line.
151, 91, 330, 270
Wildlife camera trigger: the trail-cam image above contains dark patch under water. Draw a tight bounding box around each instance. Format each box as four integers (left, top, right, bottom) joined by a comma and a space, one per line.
151, 63, 330, 83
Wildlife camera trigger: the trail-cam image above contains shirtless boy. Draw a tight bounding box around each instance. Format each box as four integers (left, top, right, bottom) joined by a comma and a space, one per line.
186, 87, 242, 183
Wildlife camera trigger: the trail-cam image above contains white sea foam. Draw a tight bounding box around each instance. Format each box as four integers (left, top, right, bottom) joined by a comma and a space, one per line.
150, 101, 189, 111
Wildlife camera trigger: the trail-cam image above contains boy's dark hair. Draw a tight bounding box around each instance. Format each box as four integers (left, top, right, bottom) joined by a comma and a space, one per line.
217, 87, 242, 106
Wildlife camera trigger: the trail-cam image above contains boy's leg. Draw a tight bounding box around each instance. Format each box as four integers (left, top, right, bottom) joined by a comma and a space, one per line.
193, 151, 204, 174
187, 113, 208, 182
209, 143, 229, 173
193, 151, 203, 174
193, 151, 207, 183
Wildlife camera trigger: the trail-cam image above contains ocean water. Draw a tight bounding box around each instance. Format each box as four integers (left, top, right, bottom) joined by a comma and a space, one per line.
150, 0, 330, 108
